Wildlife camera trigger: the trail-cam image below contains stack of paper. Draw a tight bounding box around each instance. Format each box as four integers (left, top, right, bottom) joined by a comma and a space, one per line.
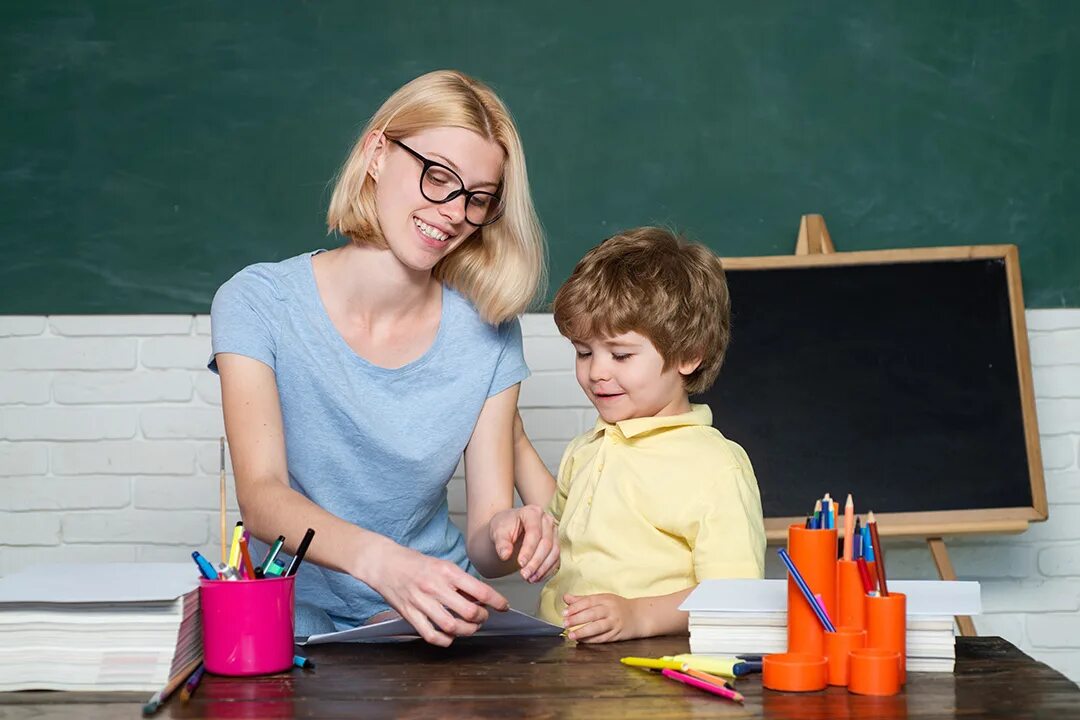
0, 563, 202, 691
680, 579, 981, 673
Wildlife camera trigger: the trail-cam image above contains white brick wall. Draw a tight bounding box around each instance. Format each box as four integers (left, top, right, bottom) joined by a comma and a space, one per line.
1, 310, 1078, 682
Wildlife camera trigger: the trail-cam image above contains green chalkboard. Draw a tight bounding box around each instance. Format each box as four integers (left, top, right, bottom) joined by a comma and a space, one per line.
2, 1, 1078, 313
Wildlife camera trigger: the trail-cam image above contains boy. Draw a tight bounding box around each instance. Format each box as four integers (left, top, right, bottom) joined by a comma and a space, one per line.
514, 227, 765, 643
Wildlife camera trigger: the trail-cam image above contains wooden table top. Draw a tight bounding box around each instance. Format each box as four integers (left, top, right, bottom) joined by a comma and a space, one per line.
1, 635, 1077, 719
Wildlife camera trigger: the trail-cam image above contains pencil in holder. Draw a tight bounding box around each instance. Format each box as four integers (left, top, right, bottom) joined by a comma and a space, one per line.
200, 575, 296, 676
786, 524, 838, 656
824, 626, 866, 686
866, 591, 906, 685
837, 560, 866, 630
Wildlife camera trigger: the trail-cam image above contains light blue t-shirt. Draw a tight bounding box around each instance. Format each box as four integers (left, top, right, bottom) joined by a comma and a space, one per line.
208, 250, 529, 627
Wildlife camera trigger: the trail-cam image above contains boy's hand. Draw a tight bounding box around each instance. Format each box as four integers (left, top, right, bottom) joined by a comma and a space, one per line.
562, 593, 642, 643
489, 505, 559, 583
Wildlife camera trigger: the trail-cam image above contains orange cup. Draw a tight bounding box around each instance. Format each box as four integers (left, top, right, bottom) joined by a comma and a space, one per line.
837, 560, 867, 630
762, 652, 828, 692
824, 626, 866, 686
786, 524, 838, 656
848, 648, 902, 696
866, 592, 906, 684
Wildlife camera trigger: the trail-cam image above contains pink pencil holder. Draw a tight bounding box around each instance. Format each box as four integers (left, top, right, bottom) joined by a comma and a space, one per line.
200, 575, 295, 676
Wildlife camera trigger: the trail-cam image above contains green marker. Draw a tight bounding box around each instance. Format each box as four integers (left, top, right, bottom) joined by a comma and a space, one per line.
257, 535, 286, 578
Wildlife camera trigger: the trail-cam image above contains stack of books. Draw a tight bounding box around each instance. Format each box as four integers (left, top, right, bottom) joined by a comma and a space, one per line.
0, 563, 202, 691
681, 579, 981, 673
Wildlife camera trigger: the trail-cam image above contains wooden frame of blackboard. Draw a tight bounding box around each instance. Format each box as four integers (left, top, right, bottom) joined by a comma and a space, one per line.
719, 244, 1047, 543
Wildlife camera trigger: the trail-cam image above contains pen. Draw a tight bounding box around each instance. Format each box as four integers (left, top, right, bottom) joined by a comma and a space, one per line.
621, 657, 684, 671
294, 655, 316, 670
191, 551, 218, 580
287, 528, 316, 576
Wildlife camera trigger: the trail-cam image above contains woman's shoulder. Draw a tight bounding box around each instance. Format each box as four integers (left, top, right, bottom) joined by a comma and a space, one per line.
442, 285, 522, 345
214, 251, 319, 307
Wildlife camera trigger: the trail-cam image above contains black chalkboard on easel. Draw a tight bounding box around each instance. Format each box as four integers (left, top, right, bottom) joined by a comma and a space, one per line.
697, 217, 1047, 541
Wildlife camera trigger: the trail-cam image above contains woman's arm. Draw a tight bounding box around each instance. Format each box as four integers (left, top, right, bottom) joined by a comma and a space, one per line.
512, 411, 556, 508
217, 352, 509, 646
462, 384, 559, 582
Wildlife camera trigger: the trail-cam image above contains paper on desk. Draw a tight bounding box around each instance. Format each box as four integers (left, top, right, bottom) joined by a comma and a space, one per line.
301, 607, 562, 645
0, 563, 200, 604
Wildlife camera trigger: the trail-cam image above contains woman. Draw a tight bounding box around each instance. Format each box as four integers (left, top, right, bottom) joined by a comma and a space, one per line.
210, 70, 557, 646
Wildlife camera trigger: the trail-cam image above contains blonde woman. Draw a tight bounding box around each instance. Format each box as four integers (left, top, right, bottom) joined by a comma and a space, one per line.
210, 70, 556, 645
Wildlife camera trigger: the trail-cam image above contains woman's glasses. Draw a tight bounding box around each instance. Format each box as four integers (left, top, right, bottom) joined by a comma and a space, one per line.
391, 140, 505, 227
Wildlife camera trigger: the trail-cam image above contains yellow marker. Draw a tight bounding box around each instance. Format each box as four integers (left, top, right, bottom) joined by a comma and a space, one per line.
662, 654, 739, 679
620, 657, 685, 671
227, 521, 243, 570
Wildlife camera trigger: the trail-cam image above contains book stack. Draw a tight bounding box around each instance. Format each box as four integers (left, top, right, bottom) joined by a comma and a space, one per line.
681, 579, 981, 673
0, 563, 203, 691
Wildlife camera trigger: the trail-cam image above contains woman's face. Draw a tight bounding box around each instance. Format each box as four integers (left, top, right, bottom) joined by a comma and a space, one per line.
370, 126, 505, 274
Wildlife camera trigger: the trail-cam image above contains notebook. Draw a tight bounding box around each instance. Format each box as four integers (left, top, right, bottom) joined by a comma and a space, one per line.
0, 563, 203, 692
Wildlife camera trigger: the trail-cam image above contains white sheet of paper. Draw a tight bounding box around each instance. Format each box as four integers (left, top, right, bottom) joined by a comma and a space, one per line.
0, 563, 200, 604
301, 607, 562, 645
681, 578, 981, 616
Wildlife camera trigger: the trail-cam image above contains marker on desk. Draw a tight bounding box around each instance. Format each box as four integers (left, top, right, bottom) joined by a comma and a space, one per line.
191, 551, 218, 580
621, 656, 684, 671
293, 654, 316, 670
661, 668, 744, 703
286, 528, 316, 576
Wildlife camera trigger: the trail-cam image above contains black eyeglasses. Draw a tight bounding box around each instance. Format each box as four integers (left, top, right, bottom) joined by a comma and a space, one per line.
391, 139, 505, 227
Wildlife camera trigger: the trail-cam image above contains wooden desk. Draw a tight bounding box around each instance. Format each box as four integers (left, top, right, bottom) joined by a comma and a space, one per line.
2, 636, 1078, 719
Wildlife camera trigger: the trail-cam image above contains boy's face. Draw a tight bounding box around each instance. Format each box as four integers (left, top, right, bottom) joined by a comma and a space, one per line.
571, 331, 699, 424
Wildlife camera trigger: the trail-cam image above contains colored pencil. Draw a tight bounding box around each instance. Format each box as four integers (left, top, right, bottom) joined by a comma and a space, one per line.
683, 668, 739, 693
843, 494, 854, 561
867, 511, 889, 596
662, 668, 744, 703
856, 557, 875, 593
179, 663, 205, 703
238, 536, 257, 580
142, 657, 202, 716
778, 549, 836, 632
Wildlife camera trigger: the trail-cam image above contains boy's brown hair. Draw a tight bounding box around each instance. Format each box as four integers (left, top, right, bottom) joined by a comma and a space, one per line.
551, 227, 731, 395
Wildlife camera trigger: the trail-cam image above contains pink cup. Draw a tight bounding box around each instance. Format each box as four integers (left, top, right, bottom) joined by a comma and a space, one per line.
200, 575, 295, 676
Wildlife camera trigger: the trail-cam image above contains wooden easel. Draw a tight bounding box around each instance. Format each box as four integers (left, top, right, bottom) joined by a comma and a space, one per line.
795, 214, 977, 638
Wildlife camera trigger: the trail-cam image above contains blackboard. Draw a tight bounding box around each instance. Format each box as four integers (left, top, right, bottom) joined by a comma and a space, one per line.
695, 246, 1046, 540
2, 2, 1079, 313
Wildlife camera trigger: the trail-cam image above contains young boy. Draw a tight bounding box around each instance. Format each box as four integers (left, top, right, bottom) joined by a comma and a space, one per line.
514, 227, 765, 643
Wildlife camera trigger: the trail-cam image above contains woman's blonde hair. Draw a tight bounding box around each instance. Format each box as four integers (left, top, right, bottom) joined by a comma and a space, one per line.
326, 70, 546, 324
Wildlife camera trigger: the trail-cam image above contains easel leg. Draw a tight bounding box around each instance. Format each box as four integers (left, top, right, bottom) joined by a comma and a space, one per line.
927, 537, 977, 637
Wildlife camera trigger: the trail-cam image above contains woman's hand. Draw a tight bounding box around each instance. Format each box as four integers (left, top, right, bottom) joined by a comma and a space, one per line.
489, 505, 559, 583
365, 539, 509, 647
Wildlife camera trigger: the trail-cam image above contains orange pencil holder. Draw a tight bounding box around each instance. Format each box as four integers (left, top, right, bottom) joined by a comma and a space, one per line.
824, 626, 866, 686
866, 592, 906, 685
848, 648, 902, 696
786, 524, 837, 657
762, 652, 828, 692
837, 560, 866, 630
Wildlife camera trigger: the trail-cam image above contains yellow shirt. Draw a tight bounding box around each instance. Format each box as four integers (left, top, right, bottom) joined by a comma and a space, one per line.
538, 404, 765, 624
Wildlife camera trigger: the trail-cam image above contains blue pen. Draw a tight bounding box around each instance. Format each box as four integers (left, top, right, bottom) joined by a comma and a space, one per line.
191, 551, 219, 580
853, 519, 863, 559
863, 525, 875, 562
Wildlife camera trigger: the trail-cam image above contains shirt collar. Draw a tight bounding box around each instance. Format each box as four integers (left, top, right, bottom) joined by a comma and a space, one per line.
587, 403, 714, 441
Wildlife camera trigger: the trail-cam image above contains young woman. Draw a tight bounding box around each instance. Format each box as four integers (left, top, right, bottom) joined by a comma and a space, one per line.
210, 70, 557, 646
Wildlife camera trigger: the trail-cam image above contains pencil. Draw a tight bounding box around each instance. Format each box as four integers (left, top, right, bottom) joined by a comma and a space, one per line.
219, 437, 227, 565
843, 494, 854, 561
238, 535, 257, 580
867, 511, 889, 596
142, 657, 202, 716
179, 663, 205, 703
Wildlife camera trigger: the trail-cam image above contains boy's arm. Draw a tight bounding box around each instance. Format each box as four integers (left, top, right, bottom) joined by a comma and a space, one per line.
512, 410, 557, 508
563, 587, 694, 643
